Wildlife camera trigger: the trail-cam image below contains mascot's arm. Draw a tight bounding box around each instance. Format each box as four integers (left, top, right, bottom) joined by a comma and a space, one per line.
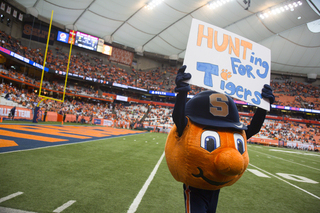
245, 108, 266, 139
246, 84, 275, 139
173, 91, 188, 137
172, 65, 192, 137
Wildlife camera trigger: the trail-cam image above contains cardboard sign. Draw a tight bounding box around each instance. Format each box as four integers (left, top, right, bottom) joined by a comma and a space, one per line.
184, 18, 271, 111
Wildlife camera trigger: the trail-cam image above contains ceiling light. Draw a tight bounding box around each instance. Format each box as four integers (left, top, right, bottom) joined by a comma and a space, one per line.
297, 16, 301, 19
259, 1, 303, 19
145, 0, 163, 10
208, 0, 233, 9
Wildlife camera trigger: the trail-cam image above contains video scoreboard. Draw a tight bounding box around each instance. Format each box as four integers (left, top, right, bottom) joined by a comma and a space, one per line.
57, 30, 112, 55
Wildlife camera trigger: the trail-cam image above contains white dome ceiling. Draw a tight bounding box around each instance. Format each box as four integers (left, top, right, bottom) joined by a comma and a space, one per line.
11, 0, 320, 76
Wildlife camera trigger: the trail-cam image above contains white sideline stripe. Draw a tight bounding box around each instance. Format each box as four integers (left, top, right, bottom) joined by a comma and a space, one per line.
0, 207, 37, 213
249, 149, 320, 172
53, 200, 76, 213
0, 192, 24, 203
247, 169, 270, 178
127, 151, 165, 213
249, 163, 320, 200
269, 149, 320, 157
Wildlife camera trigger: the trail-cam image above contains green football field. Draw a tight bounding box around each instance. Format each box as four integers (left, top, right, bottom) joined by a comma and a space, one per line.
0, 132, 319, 213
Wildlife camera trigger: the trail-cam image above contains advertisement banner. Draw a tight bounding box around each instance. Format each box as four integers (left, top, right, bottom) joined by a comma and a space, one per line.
109, 47, 133, 66
0, 105, 33, 120
0, 46, 49, 72
94, 119, 101, 125
103, 119, 113, 127
287, 141, 314, 151
57, 31, 69, 43
22, 22, 57, 45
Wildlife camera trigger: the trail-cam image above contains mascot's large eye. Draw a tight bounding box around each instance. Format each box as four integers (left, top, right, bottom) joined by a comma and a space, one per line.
201, 131, 220, 152
234, 133, 245, 154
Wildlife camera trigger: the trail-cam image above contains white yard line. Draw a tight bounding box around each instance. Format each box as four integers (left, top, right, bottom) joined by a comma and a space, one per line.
247, 169, 270, 178
249, 163, 320, 200
269, 149, 320, 157
0, 207, 36, 213
0, 192, 23, 203
0, 192, 75, 213
53, 200, 76, 213
249, 149, 320, 172
127, 151, 165, 213
268, 149, 320, 164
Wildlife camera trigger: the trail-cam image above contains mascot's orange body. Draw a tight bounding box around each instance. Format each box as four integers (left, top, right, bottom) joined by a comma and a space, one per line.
166, 65, 274, 212
165, 118, 248, 191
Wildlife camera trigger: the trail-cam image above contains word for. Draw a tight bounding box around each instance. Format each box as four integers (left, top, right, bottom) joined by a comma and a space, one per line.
231, 55, 269, 79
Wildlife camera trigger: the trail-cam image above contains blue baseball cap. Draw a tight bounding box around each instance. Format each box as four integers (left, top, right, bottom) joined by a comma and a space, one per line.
185, 91, 247, 130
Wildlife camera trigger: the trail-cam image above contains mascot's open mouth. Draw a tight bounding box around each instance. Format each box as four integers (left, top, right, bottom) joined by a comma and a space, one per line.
192, 167, 233, 186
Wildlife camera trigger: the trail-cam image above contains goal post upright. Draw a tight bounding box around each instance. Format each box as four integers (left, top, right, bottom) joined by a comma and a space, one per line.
62, 31, 74, 102
38, 10, 53, 100
34, 10, 74, 122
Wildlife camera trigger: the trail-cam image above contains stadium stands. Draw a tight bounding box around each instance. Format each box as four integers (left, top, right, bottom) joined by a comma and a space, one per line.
0, 29, 319, 151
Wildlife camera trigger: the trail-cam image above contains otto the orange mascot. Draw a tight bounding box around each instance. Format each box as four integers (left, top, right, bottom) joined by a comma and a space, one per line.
165, 65, 275, 213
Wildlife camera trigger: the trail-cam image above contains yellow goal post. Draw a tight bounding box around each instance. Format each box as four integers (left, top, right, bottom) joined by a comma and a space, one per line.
37, 10, 74, 107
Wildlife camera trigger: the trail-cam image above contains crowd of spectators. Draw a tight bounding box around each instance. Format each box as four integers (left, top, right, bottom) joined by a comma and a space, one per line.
1, 30, 319, 110
271, 79, 320, 109
2, 82, 319, 147
4, 63, 319, 111
0, 67, 101, 99
145, 105, 173, 127
113, 103, 148, 128
1, 80, 39, 109
0, 80, 146, 124
255, 119, 319, 145
1, 78, 319, 146
1, 30, 320, 147
0, 30, 207, 94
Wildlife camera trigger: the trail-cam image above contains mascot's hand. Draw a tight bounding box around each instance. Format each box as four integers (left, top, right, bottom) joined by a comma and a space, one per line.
262, 84, 275, 104
175, 65, 192, 92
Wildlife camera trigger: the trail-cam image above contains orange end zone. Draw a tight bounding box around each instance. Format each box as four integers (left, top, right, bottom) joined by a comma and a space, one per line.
0, 139, 18, 148
0, 125, 145, 153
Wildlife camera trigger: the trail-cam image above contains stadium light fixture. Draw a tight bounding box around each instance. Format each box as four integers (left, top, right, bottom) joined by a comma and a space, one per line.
145, 0, 163, 10
207, 0, 233, 9
259, 0, 302, 19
